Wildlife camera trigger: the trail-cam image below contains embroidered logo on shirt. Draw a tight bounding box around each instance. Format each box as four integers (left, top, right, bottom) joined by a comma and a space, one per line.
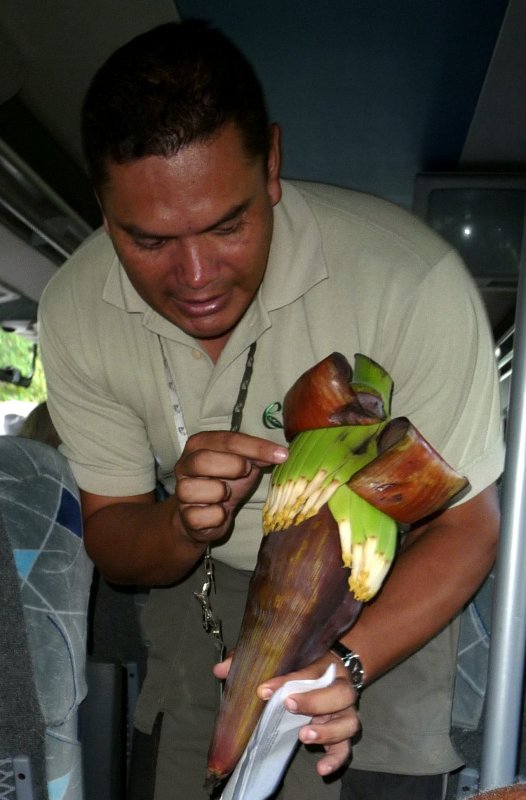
262, 402, 283, 429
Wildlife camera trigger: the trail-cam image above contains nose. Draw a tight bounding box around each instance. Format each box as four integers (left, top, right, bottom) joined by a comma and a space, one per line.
174, 238, 217, 289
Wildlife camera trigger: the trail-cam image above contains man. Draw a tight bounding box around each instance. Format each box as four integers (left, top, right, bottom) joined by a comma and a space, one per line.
39, 19, 503, 800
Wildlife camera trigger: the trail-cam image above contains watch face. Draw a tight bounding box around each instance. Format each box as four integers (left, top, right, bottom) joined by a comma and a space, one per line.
331, 644, 364, 691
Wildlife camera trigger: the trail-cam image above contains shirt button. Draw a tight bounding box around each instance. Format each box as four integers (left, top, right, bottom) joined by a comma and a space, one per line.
191, 349, 202, 359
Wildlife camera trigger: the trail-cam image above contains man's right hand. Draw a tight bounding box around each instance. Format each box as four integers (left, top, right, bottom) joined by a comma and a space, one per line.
80, 431, 287, 586
174, 431, 288, 544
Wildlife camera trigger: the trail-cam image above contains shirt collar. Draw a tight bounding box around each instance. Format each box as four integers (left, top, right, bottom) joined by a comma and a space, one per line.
261, 180, 328, 310
103, 250, 149, 313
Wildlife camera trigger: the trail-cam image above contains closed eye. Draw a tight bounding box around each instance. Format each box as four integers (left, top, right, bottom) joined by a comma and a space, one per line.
134, 237, 167, 250
214, 217, 245, 236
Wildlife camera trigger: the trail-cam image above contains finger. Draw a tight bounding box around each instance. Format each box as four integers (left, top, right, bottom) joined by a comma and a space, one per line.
212, 654, 233, 680
177, 476, 230, 504
298, 707, 360, 748
185, 431, 288, 466
284, 676, 357, 718
181, 503, 227, 532
257, 659, 336, 700
257, 657, 353, 704
316, 741, 353, 777
181, 450, 252, 481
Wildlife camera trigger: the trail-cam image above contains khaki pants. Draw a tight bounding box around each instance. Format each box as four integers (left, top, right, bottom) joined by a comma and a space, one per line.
341, 770, 447, 800
154, 711, 341, 799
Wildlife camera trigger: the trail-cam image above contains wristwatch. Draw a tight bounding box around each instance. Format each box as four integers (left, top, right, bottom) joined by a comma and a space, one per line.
331, 641, 365, 696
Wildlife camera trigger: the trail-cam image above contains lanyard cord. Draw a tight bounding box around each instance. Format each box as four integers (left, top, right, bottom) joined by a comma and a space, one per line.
160, 339, 257, 655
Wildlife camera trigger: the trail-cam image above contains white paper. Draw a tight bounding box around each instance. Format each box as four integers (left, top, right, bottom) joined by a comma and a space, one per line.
220, 663, 336, 800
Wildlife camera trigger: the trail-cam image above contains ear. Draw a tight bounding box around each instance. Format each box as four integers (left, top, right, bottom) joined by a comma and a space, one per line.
266, 123, 282, 206
93, 191, 111, 235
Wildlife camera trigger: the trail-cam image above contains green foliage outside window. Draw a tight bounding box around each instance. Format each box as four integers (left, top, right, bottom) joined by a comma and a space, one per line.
0, 328, 47, 402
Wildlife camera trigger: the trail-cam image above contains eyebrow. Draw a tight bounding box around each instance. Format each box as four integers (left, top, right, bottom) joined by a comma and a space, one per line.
118, 201, 250, 240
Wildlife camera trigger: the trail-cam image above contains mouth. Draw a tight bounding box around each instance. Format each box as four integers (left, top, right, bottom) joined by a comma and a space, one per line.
173, 293, 228, 319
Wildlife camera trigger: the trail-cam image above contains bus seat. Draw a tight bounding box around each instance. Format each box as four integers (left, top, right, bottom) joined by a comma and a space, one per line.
0, 437, 93, 800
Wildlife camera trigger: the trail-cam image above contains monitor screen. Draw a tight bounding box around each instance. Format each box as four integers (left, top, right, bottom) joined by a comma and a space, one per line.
413, 172, 526, 333
426, 187, 524, 283
413, 173, 526, 285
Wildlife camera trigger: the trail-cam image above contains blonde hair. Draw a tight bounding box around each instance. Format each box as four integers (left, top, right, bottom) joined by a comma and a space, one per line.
19, 402, 61, 449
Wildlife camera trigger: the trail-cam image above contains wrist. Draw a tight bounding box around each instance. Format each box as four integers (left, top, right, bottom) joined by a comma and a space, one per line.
172, 510, 209, 551
330, 641, 366, 696
161, 506, 208, 581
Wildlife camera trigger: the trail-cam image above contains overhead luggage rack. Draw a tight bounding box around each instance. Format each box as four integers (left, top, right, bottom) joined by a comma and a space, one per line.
0, 137, 92, 267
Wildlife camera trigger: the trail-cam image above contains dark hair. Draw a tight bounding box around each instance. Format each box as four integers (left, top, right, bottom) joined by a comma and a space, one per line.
81, 20, 271, 189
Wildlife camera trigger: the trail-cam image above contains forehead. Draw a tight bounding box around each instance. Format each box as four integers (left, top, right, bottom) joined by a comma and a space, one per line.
100, 124, 265, 233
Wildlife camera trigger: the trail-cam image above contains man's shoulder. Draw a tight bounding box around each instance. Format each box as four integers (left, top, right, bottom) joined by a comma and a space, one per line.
40, 228, 114, 310
288, 178, 415, 222
60, 226, 115, 279
286, 179, 451, 264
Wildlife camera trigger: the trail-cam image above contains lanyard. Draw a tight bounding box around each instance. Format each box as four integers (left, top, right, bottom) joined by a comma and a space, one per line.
159, 339, 257, 658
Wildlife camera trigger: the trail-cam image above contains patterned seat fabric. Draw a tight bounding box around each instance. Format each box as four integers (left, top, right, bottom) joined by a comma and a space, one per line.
0, 437, 93, 800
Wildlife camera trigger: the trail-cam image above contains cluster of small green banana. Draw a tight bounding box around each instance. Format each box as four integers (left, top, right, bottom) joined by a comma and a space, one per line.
262, 421, 397, 601
262, 424, 382, 533
328, 483, 397, 601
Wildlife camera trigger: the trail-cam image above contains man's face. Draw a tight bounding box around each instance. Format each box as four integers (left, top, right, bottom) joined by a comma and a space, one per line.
100, 123, 282, 361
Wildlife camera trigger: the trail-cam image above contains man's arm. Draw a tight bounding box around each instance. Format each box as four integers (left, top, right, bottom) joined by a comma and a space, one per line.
81, 430, 288, 586
81, 489, 202, 585
258, 484, 500, 698
339, 482, 500, 684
